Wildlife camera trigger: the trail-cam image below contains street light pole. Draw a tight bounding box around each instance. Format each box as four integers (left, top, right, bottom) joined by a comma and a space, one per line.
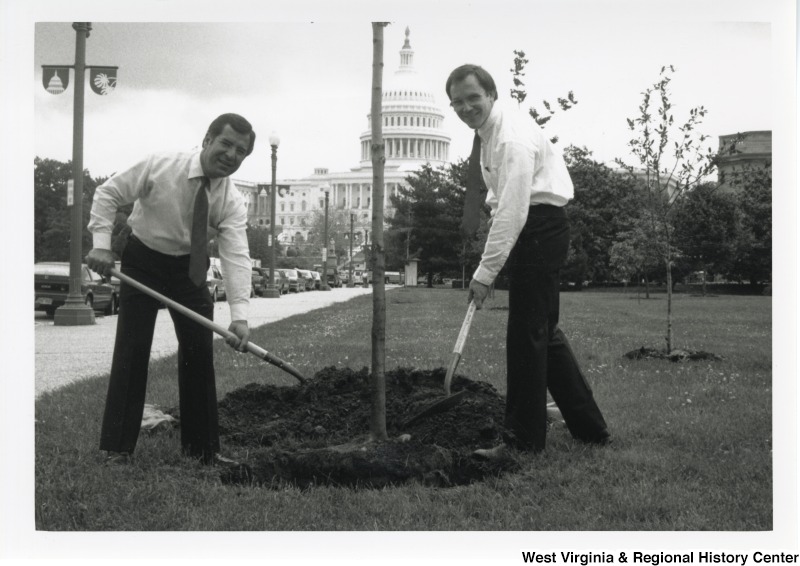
320, 184, 331, 291
348, 213, 355, 287
263, 132, 281, 298
55, 22, 95, 326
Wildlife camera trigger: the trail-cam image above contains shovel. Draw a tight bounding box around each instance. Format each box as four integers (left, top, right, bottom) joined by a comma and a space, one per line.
109, 268, 307, 384
402, 301, 476, 427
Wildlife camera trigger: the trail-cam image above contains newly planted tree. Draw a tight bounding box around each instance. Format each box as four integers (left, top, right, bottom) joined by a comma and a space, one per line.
616, 66, 716, 352
369, 21, 389, 441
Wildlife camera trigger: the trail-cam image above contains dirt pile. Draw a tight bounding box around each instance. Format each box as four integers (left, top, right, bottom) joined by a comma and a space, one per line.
215, 367, 523, 489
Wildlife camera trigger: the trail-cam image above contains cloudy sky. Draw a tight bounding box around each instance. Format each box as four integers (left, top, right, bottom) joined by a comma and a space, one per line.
26, 2, 787, 184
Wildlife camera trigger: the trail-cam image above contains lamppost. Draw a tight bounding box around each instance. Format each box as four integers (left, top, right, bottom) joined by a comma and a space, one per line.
348, 213, 355, 287
263, 132, 281, 298
320, 184, 331, 291
45, 23, 117, 325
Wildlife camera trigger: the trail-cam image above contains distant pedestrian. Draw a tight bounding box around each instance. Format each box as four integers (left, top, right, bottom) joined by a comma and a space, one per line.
446, 64, 610, 458
86, 113, 256, 466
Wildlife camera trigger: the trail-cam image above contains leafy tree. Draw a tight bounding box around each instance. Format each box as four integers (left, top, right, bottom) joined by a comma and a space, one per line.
387, 162, 471, 286
303, 207, 354, 262
610, 212, 668, 299
562, 146, 646, 286
729, 164, 772, 286
615, 66, 716, 353
34, 157, 104, 262
246, 225, 282, 267
671, 182, 738, 294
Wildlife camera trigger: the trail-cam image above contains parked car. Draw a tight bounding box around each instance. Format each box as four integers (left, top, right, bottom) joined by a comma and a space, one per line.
206, 265, 226, 302
273, 269, 290, 294
34, 261, 115, 317
251, 267, 265, 297
295, 268, 315, 291
310, 270, 322, 290
259, 267, 290, 295
280, 268, 301, 293
326, 270, 342, 288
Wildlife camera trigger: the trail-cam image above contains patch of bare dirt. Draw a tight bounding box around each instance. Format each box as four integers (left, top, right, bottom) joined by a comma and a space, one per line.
214, 367, 523, 489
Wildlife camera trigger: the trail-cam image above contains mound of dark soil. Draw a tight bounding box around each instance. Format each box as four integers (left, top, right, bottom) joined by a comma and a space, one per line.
215, 367, 523, 489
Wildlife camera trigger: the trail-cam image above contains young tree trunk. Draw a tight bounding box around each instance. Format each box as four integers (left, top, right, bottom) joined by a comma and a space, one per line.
665, 257, 673, 353
701, 266, 708, 296
369, 22, 388, 441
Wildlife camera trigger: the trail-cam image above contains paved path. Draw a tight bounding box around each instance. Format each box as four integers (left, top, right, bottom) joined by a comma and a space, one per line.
34, 287, 375, 397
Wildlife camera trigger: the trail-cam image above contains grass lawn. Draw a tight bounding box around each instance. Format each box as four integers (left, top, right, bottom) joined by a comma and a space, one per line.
35, 288, 773, 532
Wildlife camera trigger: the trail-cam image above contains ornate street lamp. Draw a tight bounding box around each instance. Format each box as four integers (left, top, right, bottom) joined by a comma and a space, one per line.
44, 23, 118, 325
263, 131, 281, 298
348, 213, 355, 287
320, 184, 331, 291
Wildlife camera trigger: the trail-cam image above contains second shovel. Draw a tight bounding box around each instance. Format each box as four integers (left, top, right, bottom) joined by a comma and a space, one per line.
402, 301, 476, 427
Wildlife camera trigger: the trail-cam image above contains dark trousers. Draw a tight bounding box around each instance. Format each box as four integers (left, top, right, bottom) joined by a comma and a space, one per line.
504, 205, 608, 451
99, 236, 219, 460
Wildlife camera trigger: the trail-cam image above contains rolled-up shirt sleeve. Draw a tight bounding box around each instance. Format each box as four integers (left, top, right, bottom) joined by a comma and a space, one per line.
88, 157, 151, 250
216, 183, 251, 322
473, 141, 535, 285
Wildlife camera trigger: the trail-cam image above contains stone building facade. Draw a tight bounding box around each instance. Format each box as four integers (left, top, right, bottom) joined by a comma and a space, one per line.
716, 130, 772, 192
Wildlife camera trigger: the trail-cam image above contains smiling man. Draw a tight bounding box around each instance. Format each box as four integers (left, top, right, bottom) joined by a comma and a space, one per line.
446, 65, 610, 458
86, 113, 255, 466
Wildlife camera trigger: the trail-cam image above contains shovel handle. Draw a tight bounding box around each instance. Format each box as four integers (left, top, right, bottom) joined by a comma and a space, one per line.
453, 300, 477, 355
109, 268, 306, 383
444, 301, 477, 395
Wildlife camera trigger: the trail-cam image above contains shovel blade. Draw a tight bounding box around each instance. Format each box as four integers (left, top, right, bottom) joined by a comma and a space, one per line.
402, 390, 469, 428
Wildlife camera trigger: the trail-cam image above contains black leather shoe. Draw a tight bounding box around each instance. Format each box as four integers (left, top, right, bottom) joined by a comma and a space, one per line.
591, 431, 613, 446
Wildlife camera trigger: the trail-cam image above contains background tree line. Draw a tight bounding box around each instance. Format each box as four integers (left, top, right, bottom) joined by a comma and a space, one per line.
34, 156, 284, 269
35, 151, 770, 291
379, 150, 770, 290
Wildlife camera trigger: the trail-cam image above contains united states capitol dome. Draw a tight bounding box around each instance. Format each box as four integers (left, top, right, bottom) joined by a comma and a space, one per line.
358, 27, 451, 171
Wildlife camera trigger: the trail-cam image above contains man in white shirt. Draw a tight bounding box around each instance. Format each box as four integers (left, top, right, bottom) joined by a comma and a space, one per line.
446, 65, 610, 457
86, 113, 255, 465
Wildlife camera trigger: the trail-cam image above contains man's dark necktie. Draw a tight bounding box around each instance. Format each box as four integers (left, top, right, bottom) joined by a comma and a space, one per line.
189, 176, 209, 287
462, 130, 487, 238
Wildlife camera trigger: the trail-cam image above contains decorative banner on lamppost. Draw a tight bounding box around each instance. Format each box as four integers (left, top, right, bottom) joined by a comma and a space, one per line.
42, 66, 70, 94
89, 66, 118, 95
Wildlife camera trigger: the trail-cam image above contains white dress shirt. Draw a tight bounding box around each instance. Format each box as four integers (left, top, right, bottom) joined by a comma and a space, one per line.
88, 151, 251, 320
472, 102, 574, 285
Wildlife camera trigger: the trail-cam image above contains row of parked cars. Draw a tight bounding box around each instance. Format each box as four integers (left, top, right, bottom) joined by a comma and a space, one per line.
250, 266, 342, 296
34, 260, 346, 319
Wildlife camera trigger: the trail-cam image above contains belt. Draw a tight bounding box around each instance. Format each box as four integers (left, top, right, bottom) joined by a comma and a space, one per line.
128, 234, 190, 260
529, 204, 565, 217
